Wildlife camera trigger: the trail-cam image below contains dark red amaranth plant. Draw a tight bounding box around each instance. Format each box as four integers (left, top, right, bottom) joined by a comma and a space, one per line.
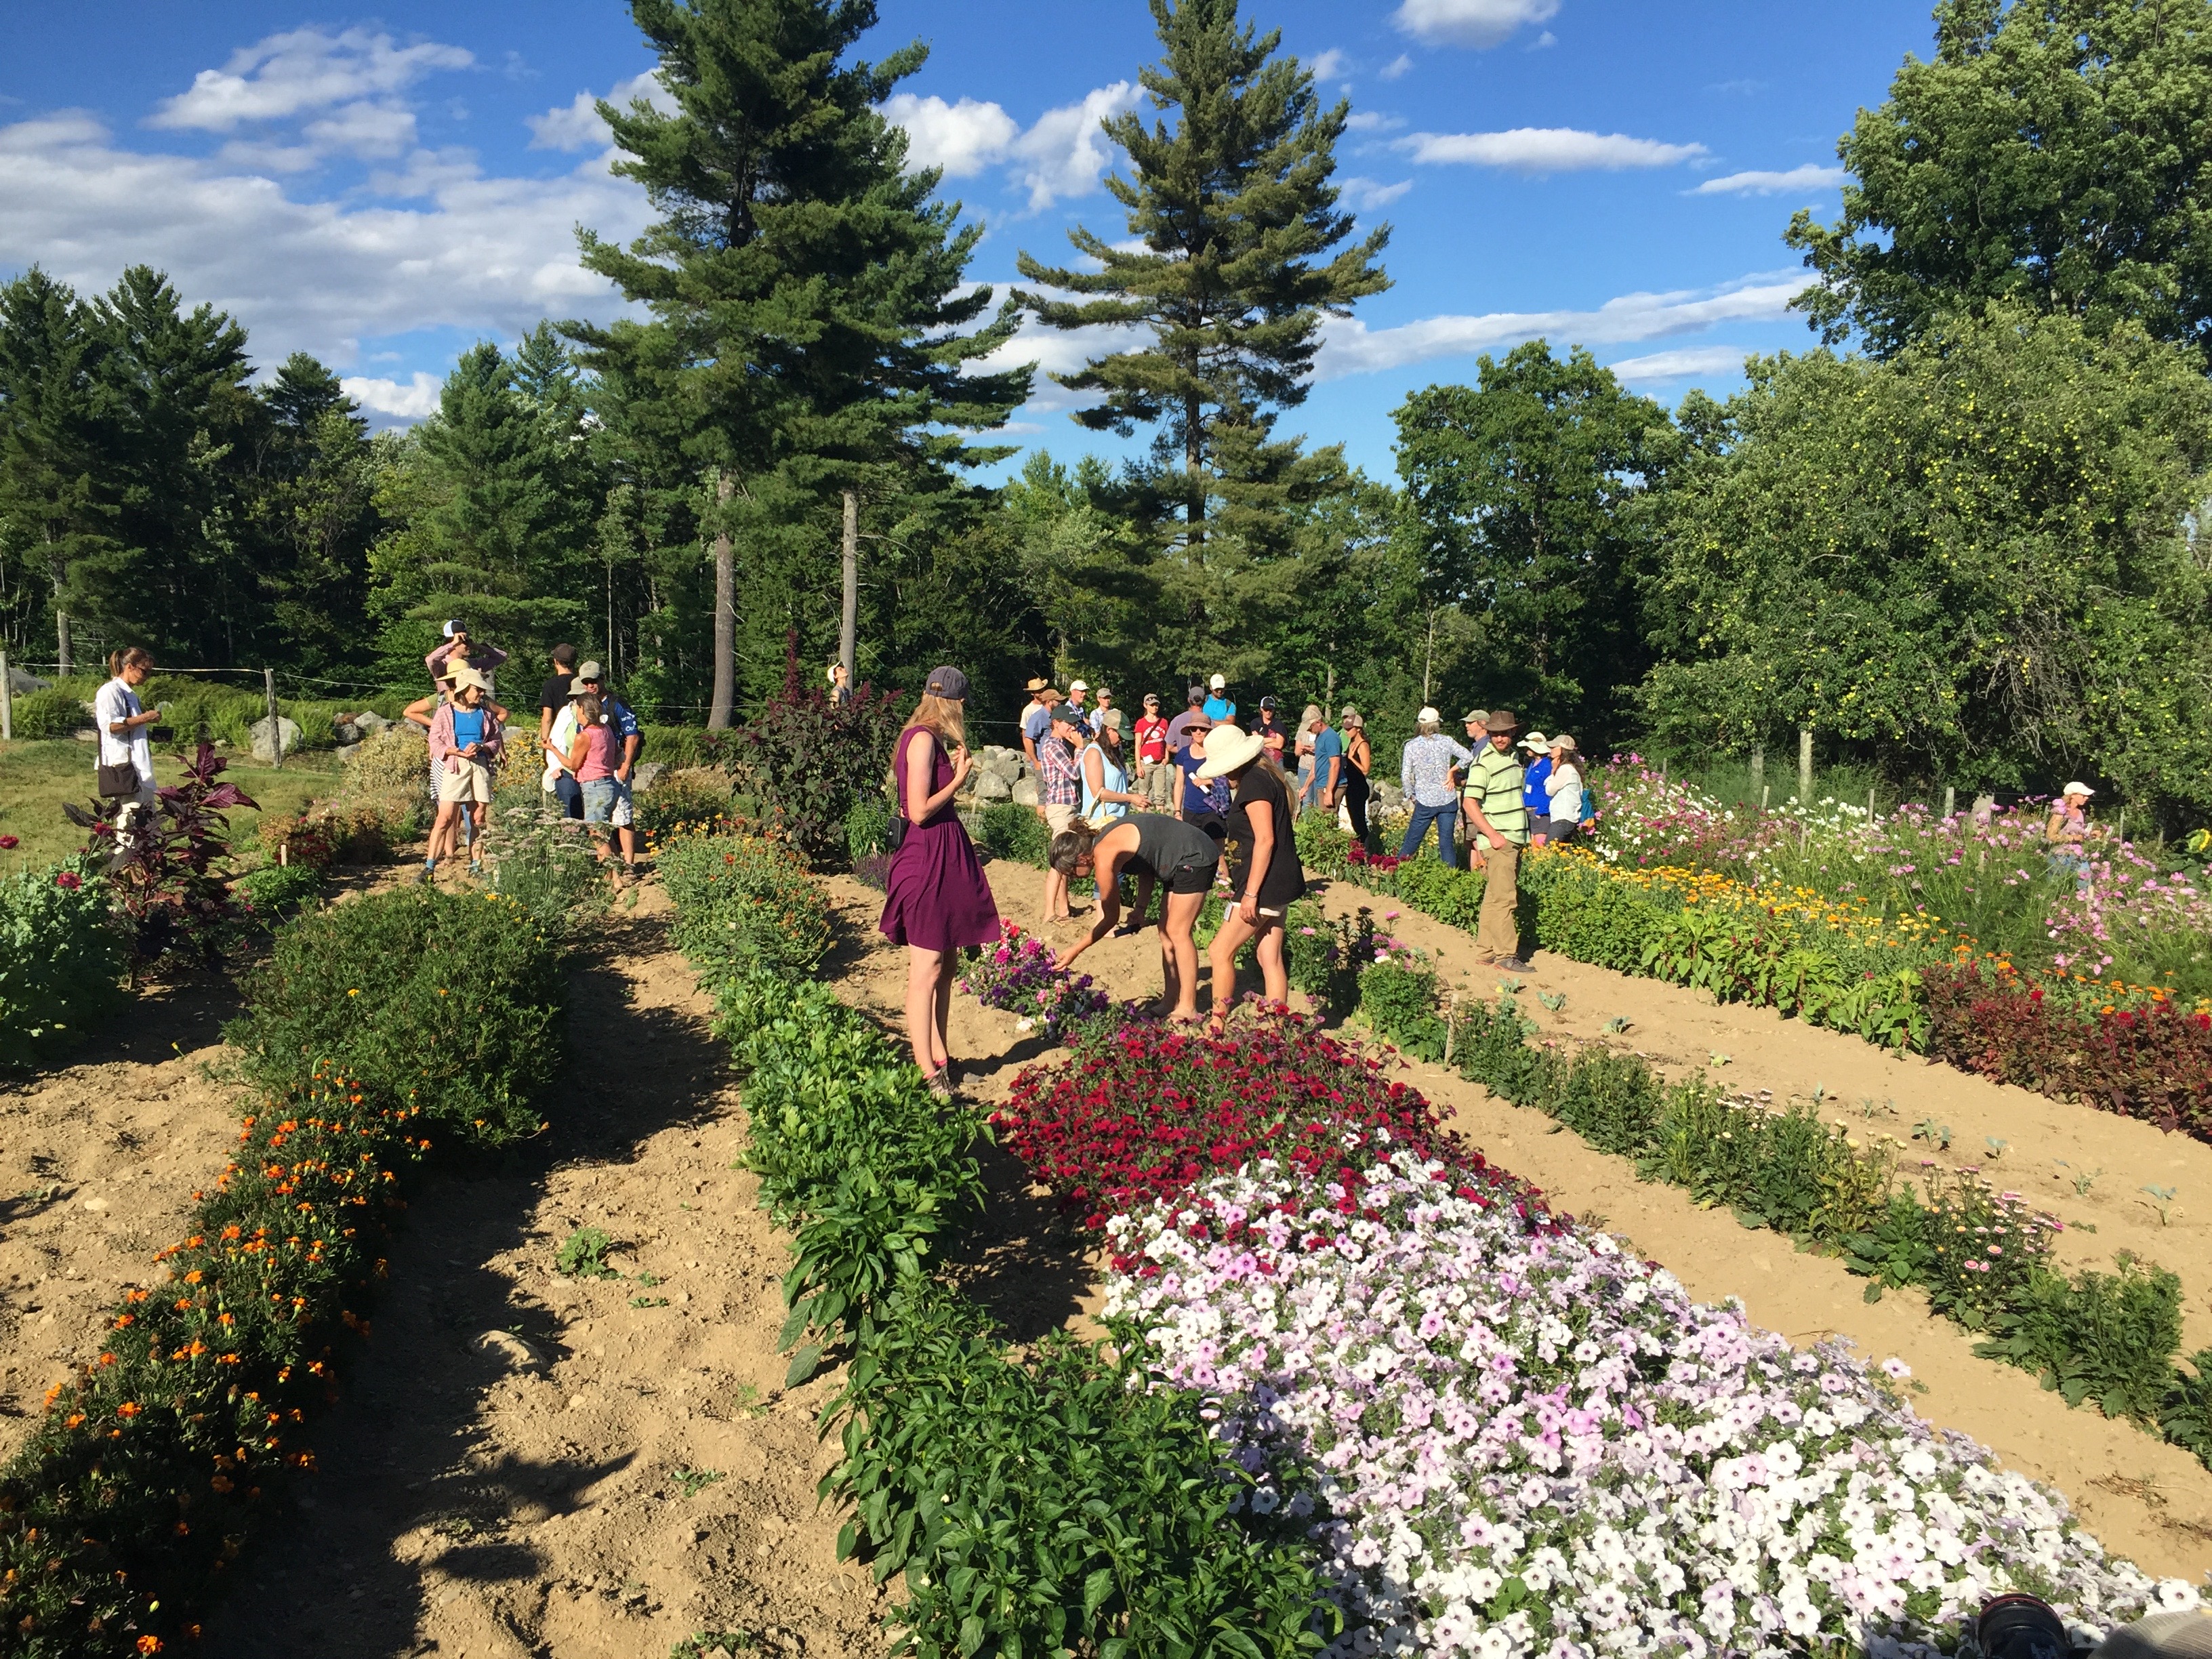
66, 738, 255, 963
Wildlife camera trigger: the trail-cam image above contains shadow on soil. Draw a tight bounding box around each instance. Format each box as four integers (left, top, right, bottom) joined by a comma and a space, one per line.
200, 907, 726, 1659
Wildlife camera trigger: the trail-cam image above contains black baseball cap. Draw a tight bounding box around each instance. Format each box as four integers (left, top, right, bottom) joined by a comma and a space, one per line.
1258, 695, 1277, 711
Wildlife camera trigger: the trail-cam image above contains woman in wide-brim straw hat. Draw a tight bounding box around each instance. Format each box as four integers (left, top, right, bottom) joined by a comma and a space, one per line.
1197, 723, 1306, 1027
879, 666, 1000, 1099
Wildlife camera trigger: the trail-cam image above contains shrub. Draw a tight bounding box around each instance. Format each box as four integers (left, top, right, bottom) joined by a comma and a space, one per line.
480, 800, 607, 935
258, 812, 337, 870
230, 861, 325, 924
9, 684, 91, 739
323, 725, 432, 847
724, 686, 906, 866
65, 739, 255, 964
975, 800, 1050, 866
659, 833, 833, 981
1292, 813, 1351, 878
0, 861, 126, 1063
844, 792, 893, 863
636, 766, 745, 844
225, 888, 563, 1147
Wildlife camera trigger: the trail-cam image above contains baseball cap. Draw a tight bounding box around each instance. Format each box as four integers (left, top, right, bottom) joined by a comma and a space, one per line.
1417, 705, 1441, 725
1049, 701, 1086, 728
1069, 678, 1090, 693
1142, 692, 1160, 705
1258, 695, 1277, 710
1187, 684, 1206, 703
2062, 781, 2095, 797
925, 665, 970, 700
1463, 709, 1490, 725
442, 619, 468, 637
576, 660, 604, 681
1208, 673, 1226, 690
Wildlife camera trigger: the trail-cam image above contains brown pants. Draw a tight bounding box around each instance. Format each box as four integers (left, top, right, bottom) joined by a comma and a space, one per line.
1477, 839, 1521, 959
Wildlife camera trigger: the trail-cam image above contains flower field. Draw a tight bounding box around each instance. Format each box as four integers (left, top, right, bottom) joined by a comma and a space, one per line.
993, 1017, 2205, 1655
1299, 815, 2212, 1145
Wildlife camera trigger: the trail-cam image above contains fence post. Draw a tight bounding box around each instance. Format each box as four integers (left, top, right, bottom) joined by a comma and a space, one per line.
1866, 786, 1876, 823
0, 649, 11, 742
1760, 783, 1769, 813
264, 666, 281, 771
1798, 726, 1813, 804
2116, 807, 2125, 846
1944, 785, 1955, 820
1750, 745, 1764, 792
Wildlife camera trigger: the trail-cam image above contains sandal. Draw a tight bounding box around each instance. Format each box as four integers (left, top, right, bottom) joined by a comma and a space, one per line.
922, 1067, 956, 1102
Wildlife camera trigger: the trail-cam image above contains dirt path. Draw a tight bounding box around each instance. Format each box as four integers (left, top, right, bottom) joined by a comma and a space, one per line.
200, 888, 884, 1659
1309, 878, 2212, 1351
0, 974, 247, 1453
945, 859, 2212, 1583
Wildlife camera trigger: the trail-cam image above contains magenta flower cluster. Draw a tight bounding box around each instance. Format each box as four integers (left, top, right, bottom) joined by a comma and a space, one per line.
958, 919, 1109, 1042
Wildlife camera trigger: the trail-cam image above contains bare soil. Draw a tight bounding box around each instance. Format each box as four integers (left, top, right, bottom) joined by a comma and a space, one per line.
5, 849, 2205, 1659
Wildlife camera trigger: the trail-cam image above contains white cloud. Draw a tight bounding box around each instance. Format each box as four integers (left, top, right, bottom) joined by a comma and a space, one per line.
1345, 110, 1407, 133
1379, 54, 1416, 79
1338, 176, 1412, 212
340, 370, 445, 418
1691, 163, 1849, 196
1606, 345, 1750, 382
1309, 48, 1350, 82
524, 72, 667, 152
968, 306, 1145, 413
301, 100, 417, 159
876, 82, 1138, 211
0, 111, 651, 386
148, 26, 472, 131
1530, 30, 1558, 49
878, 94, 1020, 178
1315, 272, 1807, 380
1008, 83, 1139, 210
1400, 127, 1706, 172
1393, 0, 1560, 49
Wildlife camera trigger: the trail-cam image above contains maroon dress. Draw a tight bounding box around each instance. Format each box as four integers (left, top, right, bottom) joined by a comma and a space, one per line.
878, 728, 1001, 951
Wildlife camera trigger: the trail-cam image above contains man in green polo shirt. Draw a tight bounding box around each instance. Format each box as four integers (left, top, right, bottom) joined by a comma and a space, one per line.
1465, 708, 1532, 969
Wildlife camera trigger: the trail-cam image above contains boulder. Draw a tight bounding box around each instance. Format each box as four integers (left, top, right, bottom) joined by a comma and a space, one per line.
471, 1329, 547, 1374
631, 760, 668, 794
354, 710, 391, 735
5, 664, 47, 696
1374, 781, 1406, 815
1010, 775, 1040, 808
981, 745, 1024, 781
249, 714, 301, 763
972, 769, 1012, 802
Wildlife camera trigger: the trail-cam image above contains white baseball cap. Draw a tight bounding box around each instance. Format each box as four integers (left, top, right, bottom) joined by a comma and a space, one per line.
1069, 678, 1090, 693
2062, 781, 2095, 798
1416, 705, 1441, 725
1209, 673, 1226, 689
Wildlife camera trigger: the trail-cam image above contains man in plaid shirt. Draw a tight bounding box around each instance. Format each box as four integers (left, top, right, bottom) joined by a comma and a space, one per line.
1038, 703, 1084, 924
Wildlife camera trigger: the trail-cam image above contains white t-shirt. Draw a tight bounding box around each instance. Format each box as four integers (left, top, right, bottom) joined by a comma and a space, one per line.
545, 704, 579, 781
94, 677, 154, 786
1546, 761, 1583, 817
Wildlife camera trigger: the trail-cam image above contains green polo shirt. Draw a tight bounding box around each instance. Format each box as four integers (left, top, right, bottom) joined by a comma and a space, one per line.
1470, 745, 1530, 844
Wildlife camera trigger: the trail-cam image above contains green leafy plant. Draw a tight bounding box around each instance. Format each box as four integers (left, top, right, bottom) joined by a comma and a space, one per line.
557, 1225, 619, 1279
0, 859, 127, 1067
975, 800, 1051, 867
661, 833, 834, 981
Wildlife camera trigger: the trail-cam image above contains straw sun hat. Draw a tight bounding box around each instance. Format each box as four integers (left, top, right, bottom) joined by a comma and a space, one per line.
1195, 723, 1266, 778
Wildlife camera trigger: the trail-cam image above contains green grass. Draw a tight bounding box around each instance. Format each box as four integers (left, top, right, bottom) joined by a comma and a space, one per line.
0, 738, 350, 875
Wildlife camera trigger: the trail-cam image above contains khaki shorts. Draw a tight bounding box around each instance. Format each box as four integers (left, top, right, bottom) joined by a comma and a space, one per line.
437, 758, 495, 804
1043, 803, 1075, 834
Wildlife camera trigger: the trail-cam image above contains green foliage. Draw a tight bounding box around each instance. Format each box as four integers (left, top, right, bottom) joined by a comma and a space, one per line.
224, 887, 563, 1148
827, 1285, 1332, 1659
975, 801, 1051, 867
230, 861, 325, 924
1976, 1255, 2185, 1425
1395, 344, 1673, 737
1641, 308, 2212, 814
557, 1225, 620, 1279
1393, 854, 1486, 932
8, 684, 89, 738
845, 793, 894, 862
482, 799, 608, 935
1292, 812, 1350, 878
1789, 0, 2212, 356
660, 833, 834, 981
0, 859, 125, 1065
1354, 960, 1445, 1060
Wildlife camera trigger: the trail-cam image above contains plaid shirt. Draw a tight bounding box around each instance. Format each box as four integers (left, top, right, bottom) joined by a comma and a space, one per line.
1038, 735, 1079, 806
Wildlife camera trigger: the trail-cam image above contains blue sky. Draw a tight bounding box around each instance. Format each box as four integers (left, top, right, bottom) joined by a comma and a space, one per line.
1, 0, 1938, 477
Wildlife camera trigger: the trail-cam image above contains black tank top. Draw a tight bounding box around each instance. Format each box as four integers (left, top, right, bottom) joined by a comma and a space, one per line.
1119, 813, 1219, 880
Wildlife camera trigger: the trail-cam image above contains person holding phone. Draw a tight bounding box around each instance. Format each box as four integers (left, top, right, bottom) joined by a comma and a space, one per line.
94, 647, 161, 813
424, 619, 508, 692
878, 667, 1000, 1097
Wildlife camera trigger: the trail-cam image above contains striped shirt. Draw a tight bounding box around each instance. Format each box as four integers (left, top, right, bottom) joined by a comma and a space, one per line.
1038, 735, 1079, 807
1469, 745, 1530, 844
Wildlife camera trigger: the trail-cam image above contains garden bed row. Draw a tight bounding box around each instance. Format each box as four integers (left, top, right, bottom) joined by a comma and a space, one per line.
1302, 826, 2212, 1147
0, 886, 565, 1657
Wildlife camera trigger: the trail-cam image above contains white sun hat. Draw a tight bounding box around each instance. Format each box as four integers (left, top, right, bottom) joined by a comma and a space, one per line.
2062, 781, 2095, 797
1209, 673, 1227, 689
1519, 731, 1550, 750
1416, 705, 1441, 725
1195, 723, 1266, 778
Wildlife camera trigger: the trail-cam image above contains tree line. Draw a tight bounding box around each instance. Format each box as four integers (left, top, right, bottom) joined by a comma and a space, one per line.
2, 0, 2209, 820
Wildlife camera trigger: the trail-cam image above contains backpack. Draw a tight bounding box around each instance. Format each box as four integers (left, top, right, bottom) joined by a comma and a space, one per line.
1580, 785, 1597, 822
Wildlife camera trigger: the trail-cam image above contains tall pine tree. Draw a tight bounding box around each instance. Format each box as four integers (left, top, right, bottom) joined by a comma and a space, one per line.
567, 0, 1030, 726
1015, 0, 1388, 680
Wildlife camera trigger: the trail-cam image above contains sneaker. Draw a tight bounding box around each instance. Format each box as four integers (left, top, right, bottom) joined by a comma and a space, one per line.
416, 863, 435, 886
1494, 956, 1534, 973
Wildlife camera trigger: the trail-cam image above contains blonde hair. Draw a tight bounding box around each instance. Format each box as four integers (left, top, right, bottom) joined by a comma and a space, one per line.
905, 692, 966, 750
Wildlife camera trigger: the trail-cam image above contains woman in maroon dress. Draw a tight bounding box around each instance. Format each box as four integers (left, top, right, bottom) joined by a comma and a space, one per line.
879, 666, 1001, 1095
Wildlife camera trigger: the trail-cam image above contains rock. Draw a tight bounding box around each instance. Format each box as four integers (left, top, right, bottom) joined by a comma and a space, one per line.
1010, 776, 1040, 808
249, 714, 302, 763
5, 664, 47, 695
333, 718, 364, 746
354, 710, 391, 735
631, 760, 668, 794
471, 1330, 547, 1374
971, 769, 1011, 802
81, 1197, 109, 1213
981, 745, 1024, 780
1374, 781, 1406, 814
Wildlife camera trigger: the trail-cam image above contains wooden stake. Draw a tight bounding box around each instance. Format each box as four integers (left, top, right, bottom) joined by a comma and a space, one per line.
1798, 726, 1813, 804
1944, 785, 1955, 819
0, 649, 12, 742
264, 667, 281, 770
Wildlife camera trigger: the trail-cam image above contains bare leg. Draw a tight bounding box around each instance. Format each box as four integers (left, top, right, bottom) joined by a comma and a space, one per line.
1252, 916, 1289, 1006
1160, 889, 1206, 1020
1208, 904, 1260, 1025
905, 945, 949, 1076
930, 954, 955, 1073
